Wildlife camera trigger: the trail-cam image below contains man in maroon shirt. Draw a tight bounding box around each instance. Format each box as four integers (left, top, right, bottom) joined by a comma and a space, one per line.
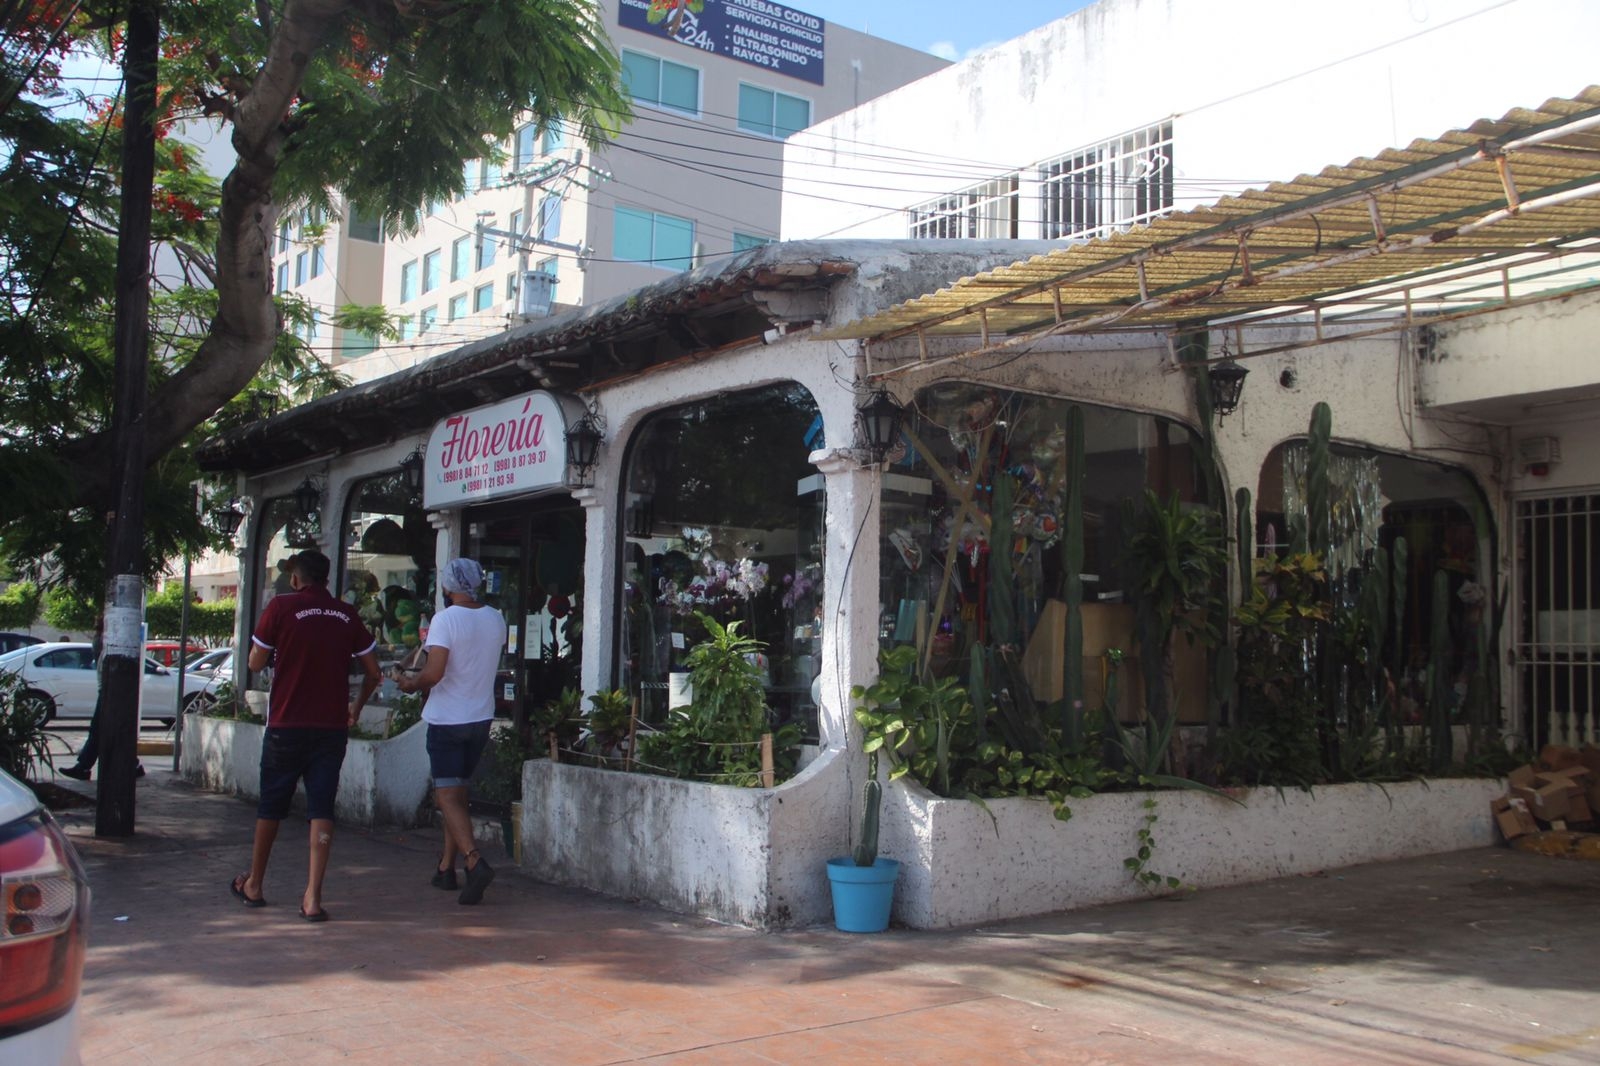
230, 550, 380, 921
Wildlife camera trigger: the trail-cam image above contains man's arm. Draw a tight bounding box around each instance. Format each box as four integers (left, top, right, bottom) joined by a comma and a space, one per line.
348, 650, 381, 728
397, 645, 450, 694
247, 641, 272, 672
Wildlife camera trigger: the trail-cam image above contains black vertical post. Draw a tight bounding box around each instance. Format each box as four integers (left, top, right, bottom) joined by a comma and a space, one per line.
96, 0, 161, 836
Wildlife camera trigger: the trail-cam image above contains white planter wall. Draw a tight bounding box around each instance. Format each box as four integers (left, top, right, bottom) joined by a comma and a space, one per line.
180, 714, 432, 829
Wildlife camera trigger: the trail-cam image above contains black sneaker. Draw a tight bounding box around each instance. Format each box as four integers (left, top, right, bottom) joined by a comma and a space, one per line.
58, 765, 91, 781
458, 856, 495, 905
431, 866, 458, 891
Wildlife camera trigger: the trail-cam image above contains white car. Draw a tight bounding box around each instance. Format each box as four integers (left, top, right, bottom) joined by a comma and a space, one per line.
0, 642, 211, 727
0, 767, 89, 1065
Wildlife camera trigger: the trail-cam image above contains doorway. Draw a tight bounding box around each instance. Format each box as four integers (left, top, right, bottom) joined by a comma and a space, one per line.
463, 495, 585, 733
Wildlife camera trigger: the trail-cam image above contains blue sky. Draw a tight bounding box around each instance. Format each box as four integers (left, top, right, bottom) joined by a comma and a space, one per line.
793, 1, 1096, 60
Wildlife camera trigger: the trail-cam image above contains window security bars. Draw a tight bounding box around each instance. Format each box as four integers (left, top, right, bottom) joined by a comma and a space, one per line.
1515, 493, 1600, 750
1039, 121, 1174, 241
908, 175, 1019, 241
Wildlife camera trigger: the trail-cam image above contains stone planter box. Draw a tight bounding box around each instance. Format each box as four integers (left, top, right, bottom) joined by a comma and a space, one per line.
519, 750, 1504, 931
180, 713, 432, 828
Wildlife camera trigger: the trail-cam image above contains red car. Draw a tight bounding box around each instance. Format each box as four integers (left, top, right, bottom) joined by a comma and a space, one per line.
144, 641, 208, 669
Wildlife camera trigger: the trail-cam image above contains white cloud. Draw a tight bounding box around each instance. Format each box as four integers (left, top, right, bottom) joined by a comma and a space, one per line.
927, 40, 959, 61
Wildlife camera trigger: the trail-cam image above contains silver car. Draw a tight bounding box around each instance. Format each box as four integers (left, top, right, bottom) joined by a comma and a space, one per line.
0, 642, 212, 727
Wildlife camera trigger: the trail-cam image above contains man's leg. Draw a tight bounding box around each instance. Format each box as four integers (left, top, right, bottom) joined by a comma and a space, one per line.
434, 784, 473, 873
304, 818, 333, 916
242, 819, 279, 902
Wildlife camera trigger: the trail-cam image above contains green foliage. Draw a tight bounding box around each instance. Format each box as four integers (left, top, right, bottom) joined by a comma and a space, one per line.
0, 582, 41, 630
0, 669, 54, 781
529, 687, 584, 755
1061, 405, 1086, 729
475, 727, 533, 808
145, 584, 236, 642
636, 617, 799, 786
42, 586, 97, 632
1124, 797, 1188, 895
384, 694, 424, 739
853, 778, 881, 867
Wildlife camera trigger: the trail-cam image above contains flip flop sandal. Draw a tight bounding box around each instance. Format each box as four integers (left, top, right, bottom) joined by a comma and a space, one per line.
299, 907, 330, 923
230, 874, 267, 908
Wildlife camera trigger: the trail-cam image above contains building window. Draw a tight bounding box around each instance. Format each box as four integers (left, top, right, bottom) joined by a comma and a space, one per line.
310, 246, 325, 279
448, 293, 468, 322
887, 384, 1216, 722
461, 159, 478, 198
418, 306, 437, 334
733, 232, 771, 252
505, 272, 518, 300
398, 315, 416, 341
340, 330, 377, 359
535, 256, 558, 277
1039, 120, 1174, 241
476, 230, 497, 271
542, 120, 564, 155
346, 205, 382, 243
514, 124, 538, 171
275, 261, 288, 293
399, 260, 418, 302
737, 84, 810, 139
909, 175, 1019, 239
294, 251, 308, 286
339, 471, 437, 703
614, 207, 693, 271
307, 309, 319, 343
421, 249, 441, 293
621, 49, 699, 116
537, 194, 562, 244
620, 383, 825, 739
473, 282, 495, 312
451, 236, 471, 282
276, 221, 290, 254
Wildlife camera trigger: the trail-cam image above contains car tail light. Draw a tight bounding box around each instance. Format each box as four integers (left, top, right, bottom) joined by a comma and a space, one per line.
0, 809, 89, 1038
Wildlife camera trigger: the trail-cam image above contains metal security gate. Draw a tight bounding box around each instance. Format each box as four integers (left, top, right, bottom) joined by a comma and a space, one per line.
1515, 493, 1600, 749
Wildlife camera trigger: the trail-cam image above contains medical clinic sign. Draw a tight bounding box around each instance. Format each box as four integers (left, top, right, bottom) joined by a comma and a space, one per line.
422, 391, 576, 509
618, 0, 825, 85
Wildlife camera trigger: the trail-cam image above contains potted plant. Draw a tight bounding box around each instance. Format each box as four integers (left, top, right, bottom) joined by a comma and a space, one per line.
826, 647, 917, 933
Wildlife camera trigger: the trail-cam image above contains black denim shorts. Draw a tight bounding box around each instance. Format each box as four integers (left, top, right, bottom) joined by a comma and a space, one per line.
426, 719, 493, 787
257, 727, 349, 821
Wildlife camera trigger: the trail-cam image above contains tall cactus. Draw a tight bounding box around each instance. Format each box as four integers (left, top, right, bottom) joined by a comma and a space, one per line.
1235, 486, 1253, 606
1427, 569, 1454, 773
1306, 403, 1332, 562
1061, 405, 1086, 742
853, 774, 881, 867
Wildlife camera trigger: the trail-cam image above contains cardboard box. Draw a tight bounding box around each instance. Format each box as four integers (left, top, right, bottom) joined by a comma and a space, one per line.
1491, 795, 1540, 840
1536, 766, 1592, 823
1507, 763, 1538, 790
1511, 781, 1571, 823
1581, 746, 1600, 812
1539, 743, 1583, 772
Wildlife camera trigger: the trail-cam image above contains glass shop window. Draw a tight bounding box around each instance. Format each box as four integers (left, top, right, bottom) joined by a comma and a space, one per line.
1255, 441, 1490, 723
247, 496, 320, 693
619, 384, 825, 739
883, 384, 1216, 722
339, 472, 439, 705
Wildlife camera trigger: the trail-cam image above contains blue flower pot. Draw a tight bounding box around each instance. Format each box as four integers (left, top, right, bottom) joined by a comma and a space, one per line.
826, 856, 900, 933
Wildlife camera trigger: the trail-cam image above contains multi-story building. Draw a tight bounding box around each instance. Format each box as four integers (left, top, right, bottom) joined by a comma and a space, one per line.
267, 0, 947, 384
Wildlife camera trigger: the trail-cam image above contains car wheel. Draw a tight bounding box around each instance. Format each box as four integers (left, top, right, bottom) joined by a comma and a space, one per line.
182, 691, 213, 717
18, 689, 54, 724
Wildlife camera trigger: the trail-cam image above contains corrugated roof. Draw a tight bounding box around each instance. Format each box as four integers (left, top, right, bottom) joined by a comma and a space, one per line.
828, 87, 1600, 350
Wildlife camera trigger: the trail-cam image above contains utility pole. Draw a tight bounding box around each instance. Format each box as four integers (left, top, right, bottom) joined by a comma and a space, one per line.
96, 0, 161, 836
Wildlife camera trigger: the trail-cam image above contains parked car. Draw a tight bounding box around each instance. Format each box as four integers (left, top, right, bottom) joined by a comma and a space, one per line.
144, 641, 208, 669
0, 766, 89, 1065
0, 631, 43, 655
186, 646, 233, 681
0, 642, 211, 727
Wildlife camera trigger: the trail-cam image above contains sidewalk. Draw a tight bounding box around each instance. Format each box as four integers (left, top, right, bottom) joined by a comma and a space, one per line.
54, 766, 1600, 1065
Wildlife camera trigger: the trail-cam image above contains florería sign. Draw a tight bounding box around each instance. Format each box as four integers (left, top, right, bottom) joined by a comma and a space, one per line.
618, 0, 826, 86
423, 391, 572, 509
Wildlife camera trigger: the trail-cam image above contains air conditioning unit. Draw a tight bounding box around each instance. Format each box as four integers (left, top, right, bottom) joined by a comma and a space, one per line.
1516, 436, 1561, 466
520, 271, 556, 317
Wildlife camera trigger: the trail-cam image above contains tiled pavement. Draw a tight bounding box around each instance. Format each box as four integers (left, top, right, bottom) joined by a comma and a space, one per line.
52, 766, 1600, 1065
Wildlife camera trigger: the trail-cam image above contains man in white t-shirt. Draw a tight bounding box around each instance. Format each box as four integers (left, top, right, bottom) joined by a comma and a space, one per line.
397, 558, 508, 905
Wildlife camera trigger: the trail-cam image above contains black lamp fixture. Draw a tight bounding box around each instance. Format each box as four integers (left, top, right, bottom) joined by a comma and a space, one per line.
210, 497, 245, 537
292, 476, 322, 520
565, 412, 604, 479
856, 388, 904, 465
1207, 358, 1249, 420
399, 449, 425, 499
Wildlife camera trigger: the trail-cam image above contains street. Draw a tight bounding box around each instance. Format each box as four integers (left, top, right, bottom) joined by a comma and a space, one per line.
53, 768, 1600, 1065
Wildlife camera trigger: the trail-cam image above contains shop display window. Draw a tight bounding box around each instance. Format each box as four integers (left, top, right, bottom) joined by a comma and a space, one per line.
1255, 442, 1490, 723
246, 496, 304, 692
619, 384, 825, 739
881, 384, 1214, 718
339, 472, 438, 704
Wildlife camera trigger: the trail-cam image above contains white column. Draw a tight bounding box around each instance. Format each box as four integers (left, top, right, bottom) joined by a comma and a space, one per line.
813, 448, 883, 753
571, 484, 613, 699
427, 510, 458, 614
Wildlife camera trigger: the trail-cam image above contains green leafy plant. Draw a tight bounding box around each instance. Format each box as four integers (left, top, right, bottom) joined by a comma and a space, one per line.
529, 687, 584, 757
0, 669, 53, 781
582, 687, 635, 765
475, 726, 534, 809
852, 645, 980, 797
1124, 797, 1188, 894
384, 693, 424, 738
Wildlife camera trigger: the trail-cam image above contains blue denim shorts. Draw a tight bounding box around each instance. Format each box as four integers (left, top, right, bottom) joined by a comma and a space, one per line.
258, 727, 348, 821
427, 720, 493, 787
